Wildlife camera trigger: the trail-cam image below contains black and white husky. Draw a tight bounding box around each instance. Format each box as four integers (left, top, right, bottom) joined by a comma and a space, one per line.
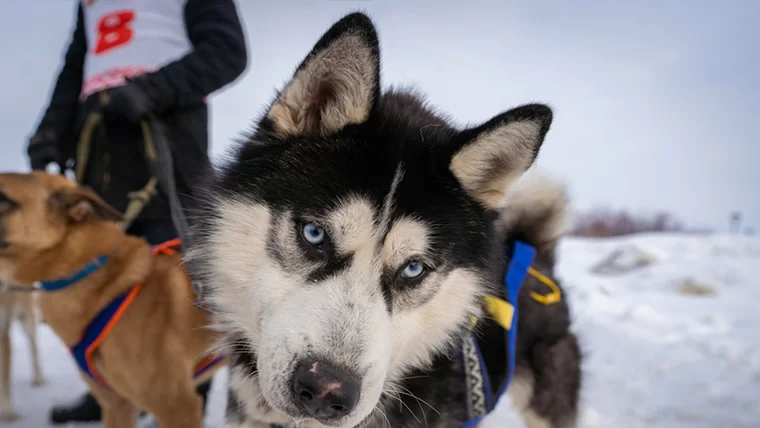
187, 12, 582, 428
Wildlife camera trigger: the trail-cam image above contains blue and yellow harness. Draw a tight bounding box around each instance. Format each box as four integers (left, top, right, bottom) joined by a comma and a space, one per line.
38, 239, 225, 390
460, 241, 562, 427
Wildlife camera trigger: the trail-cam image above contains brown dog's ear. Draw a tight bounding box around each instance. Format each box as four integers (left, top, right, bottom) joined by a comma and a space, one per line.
50, 186, 124, 223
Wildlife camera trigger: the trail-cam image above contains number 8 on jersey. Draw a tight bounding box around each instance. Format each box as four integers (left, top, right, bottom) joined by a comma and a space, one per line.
94, 10, 135, 55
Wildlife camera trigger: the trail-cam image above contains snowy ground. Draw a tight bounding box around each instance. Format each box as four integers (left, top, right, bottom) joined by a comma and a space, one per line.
4, 233, 760, 427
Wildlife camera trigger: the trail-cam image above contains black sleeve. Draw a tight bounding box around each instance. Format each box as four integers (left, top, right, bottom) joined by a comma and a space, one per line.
33, 2, 87, 142
134, 0, 248, 113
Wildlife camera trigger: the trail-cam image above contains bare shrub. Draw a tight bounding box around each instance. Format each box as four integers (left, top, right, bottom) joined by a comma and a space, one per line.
677, 280, 717, 297
570, 207, 685, 238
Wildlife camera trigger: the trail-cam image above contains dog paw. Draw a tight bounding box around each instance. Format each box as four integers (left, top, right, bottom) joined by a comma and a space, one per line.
0, 409, 20, 422
31, 375, 47, 387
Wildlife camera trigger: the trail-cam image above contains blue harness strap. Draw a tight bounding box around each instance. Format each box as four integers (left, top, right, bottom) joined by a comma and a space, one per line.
500, 241, 536, 396
37, 254, 124, 388
193, 354, 226, 380
69, 287, 225, 390
70, 285, 142, 389
60, 240, 223, 390
461, 241, 536, 427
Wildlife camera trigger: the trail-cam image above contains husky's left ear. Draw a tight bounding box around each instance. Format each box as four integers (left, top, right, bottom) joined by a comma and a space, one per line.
265, 12, 381, 138
450, 104, 553, 209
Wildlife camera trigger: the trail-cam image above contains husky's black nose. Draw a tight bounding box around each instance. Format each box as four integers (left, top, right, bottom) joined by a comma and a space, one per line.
293, 359, 361, 419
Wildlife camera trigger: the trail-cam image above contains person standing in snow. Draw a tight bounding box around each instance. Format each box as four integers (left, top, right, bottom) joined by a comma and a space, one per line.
26, 0, 248, 424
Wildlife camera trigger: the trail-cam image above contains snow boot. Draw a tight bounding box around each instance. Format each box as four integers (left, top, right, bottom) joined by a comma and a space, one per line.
50, 392, 101, 424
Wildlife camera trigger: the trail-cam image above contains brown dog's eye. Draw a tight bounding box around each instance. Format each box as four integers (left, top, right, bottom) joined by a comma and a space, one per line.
0, 192, 18, 214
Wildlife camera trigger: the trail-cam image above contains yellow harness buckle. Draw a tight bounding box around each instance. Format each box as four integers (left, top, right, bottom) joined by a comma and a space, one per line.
527, 266, 562, 305
470, 265, 560, 331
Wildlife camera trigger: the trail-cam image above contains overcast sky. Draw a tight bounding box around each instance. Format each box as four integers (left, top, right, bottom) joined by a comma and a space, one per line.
1, 0, 757, 231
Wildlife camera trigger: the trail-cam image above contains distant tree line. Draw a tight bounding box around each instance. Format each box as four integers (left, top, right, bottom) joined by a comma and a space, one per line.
569, 208, 689, 237
568, 208, 754, 238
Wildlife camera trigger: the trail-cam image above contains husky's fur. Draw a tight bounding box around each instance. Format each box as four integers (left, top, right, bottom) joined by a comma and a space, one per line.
186, 12, 582, 428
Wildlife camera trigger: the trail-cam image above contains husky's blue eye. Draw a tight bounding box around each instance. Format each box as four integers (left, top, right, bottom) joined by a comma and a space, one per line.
402, 260, 426, 279
302, 223, 325, 245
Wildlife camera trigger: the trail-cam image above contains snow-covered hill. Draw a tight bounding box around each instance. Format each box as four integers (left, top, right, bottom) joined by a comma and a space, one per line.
6, 233, 760, 427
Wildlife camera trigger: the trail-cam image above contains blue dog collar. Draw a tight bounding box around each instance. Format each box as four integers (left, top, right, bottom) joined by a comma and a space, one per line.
38, 255, 108, 292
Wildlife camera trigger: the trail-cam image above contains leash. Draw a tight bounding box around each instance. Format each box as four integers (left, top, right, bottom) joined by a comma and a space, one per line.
74, 92, 206, 303
139, 115, 207, 302
75, 94, 159, 232
6, 108, 206, 305
82, 111, 196, 255
0, 282, 40, 293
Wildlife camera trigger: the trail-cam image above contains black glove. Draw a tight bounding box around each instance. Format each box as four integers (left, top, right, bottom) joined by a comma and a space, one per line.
27, 130, 66, 171
100, 77, 154, 123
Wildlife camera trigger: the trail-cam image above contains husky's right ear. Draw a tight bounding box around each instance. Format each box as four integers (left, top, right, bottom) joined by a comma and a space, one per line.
449, 104, 553, 210
265, 13, 381, 138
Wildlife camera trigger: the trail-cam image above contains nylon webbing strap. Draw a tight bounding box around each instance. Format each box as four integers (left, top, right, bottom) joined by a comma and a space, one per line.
72, 105, 206, 303
142, 116, 206, 302
74, 107, 158, 231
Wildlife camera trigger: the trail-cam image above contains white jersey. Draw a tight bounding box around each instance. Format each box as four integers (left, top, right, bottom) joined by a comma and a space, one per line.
80, 0, 192, 98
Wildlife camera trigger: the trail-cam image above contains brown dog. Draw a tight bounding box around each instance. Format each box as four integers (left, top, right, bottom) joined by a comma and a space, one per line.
0, 171, 223, 428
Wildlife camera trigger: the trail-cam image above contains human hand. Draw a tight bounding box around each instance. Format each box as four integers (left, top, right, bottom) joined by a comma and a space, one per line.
101, 78, 154, 123
27, 130, 66, 171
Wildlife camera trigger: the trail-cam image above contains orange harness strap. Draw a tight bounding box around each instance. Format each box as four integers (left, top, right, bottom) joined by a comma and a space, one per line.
69, 239, 223, 389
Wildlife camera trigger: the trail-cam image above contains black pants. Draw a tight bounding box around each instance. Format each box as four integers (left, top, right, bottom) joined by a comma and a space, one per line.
126, 218, 181, 247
